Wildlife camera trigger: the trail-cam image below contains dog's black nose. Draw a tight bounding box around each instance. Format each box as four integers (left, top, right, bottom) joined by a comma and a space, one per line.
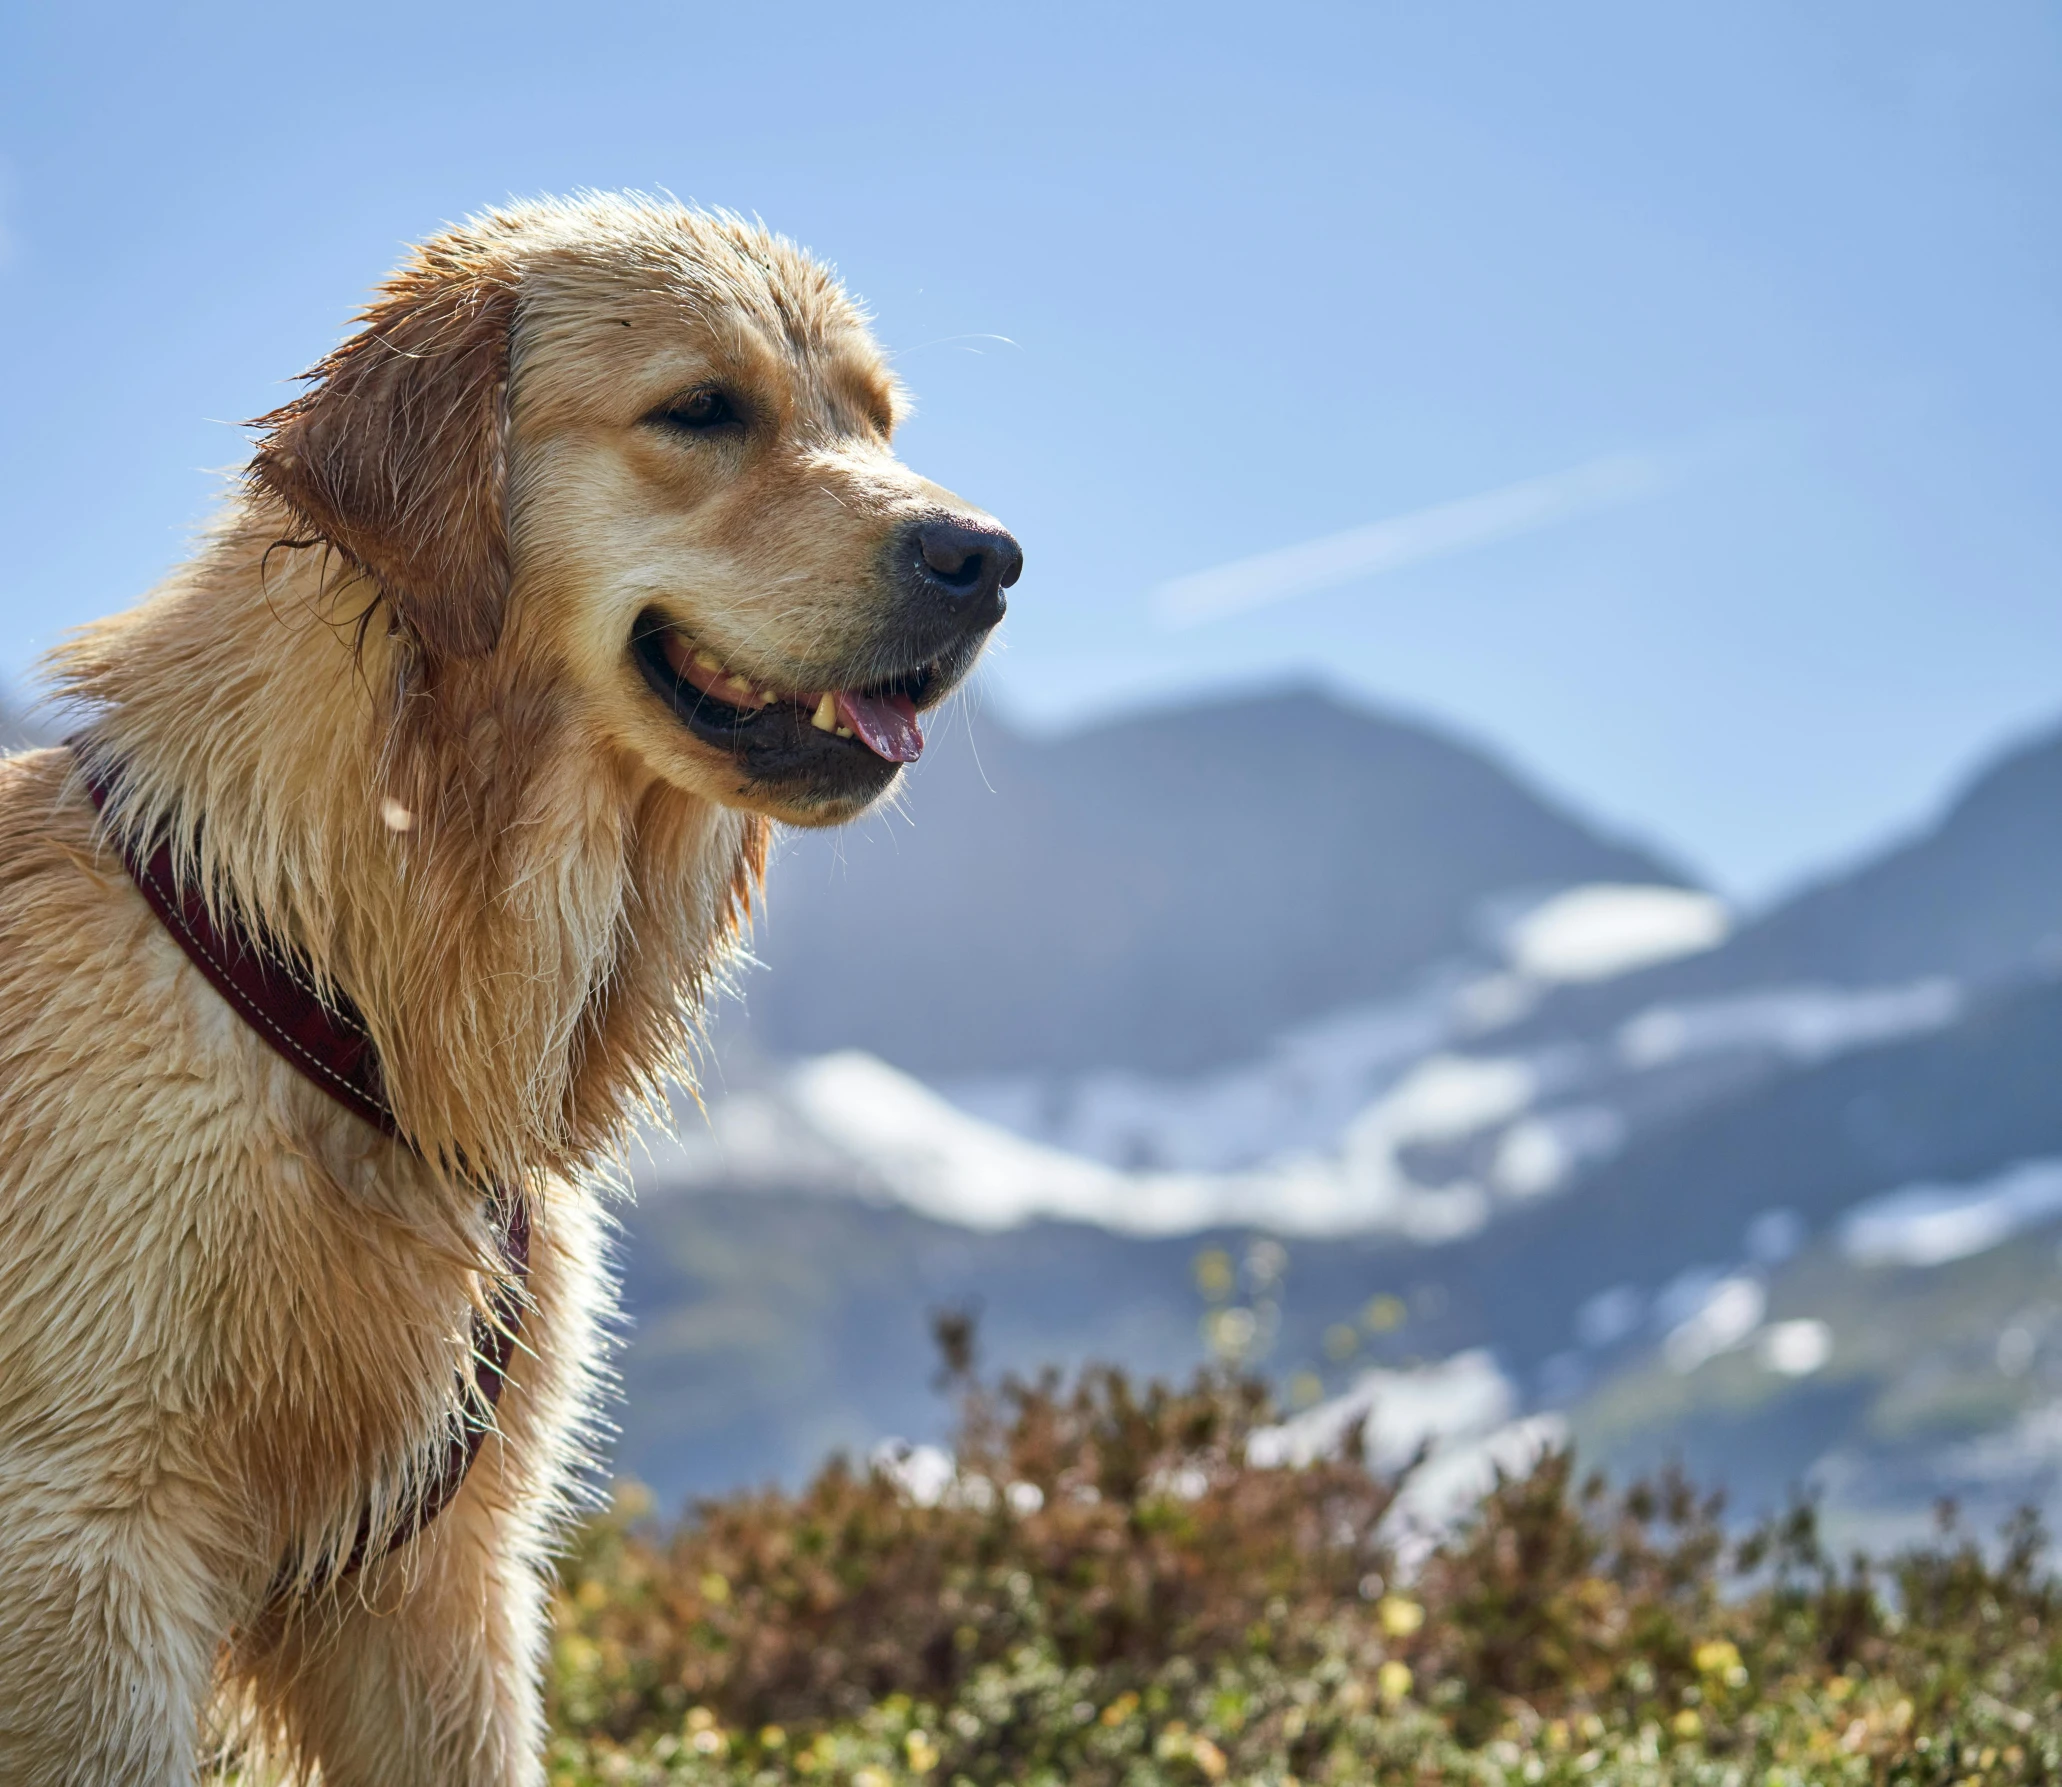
899, 517, 1023, 632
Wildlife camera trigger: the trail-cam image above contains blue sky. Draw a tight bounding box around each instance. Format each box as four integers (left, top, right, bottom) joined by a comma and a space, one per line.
2, 1, 2056, 899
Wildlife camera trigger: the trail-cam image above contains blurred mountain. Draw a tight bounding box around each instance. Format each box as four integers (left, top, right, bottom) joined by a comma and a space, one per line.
1566, 1162, 2062, 1551
620, 979, 2062, 1529
1519, 720, 2062, 1040
739, 686, 1689, 1078
614, 1185, 1219, 1495
611, 688, 2062, 1545
1451, 975, 2062, 1369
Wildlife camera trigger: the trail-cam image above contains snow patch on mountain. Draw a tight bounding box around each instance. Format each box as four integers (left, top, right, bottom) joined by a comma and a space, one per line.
1249, 1350, 1567, 1536
1616, 977, 1961, 1070
1661, 1276, 1768, 1372
645, 853, 1973, 1245
1839, 1157, 2062, 1269
644, 1048, 1515, 1239
931, 894, 1954, 1190
934, 877, 1724, 1177
1492, 1106, 1627, 1198
945, 977, 1461, 1174
1503, 883, 1730, 983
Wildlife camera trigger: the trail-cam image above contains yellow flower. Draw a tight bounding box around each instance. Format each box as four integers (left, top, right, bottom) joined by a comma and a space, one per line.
1693, 1639, 1741, 1677
557, 1636, 601, 1677
1364, 1294, 1407, 1332
758, 1725, 786, 1750
1154, 1721, 1192, 1762
905, 1729, 941, 1773
698, 1571, 731, 1606
1377, 1594, 1425, 1637
1194, 1249, 1235, 1299
1672, 1709, 1703, 1740
1377, 1659, 1414, 1704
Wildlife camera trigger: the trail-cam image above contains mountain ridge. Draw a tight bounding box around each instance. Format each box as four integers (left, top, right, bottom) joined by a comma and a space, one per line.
614, 683, 2062, 1529
1511, 719, 2062, 1042
739, 682, 1692, 1078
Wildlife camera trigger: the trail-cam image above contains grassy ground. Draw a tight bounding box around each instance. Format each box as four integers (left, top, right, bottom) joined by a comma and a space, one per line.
545, 1327, 2062, 1785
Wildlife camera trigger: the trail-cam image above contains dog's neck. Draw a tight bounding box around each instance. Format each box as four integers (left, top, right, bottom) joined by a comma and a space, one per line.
53, 507, 765, 1188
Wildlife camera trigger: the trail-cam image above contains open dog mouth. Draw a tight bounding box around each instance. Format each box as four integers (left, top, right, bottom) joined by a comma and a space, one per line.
631, 610, 938, 767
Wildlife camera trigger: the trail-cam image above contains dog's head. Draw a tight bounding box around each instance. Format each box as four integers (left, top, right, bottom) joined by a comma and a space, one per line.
250, 198, 1019, 826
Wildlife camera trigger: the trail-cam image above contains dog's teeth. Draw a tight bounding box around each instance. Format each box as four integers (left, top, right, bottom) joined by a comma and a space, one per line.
835, 726, 854, 739
693, 650, 722, 672
811, 693, 838, 732
758, 689, 778, 705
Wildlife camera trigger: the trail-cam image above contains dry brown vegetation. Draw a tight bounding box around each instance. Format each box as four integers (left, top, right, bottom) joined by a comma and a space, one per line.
547, 1318, 2062, 1784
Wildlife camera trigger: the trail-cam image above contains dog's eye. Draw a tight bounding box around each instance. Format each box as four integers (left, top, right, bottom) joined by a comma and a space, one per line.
651, 389, 743, 434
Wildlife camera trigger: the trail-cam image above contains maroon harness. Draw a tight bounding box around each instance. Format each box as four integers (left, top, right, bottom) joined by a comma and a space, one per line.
78, 754, 530, 1581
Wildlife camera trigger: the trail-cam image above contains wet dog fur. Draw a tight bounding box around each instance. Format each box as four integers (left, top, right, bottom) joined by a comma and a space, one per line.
0, 195, 1013, 1785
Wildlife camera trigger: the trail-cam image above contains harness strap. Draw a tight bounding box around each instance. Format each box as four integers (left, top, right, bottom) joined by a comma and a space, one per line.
76, 751, 529, 1583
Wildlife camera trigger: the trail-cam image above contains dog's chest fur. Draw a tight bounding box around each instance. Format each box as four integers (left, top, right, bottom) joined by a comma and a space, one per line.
0, 748, 557, 1581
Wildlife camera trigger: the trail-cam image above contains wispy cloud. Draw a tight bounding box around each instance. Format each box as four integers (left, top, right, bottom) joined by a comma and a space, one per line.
1152, 451, 1669, 628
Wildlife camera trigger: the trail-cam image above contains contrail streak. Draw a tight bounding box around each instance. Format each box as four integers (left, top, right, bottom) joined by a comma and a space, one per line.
1152, 451, 1668, 627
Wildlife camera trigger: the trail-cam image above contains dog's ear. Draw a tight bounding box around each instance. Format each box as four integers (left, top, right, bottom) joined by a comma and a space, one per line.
249, 249, 518, 659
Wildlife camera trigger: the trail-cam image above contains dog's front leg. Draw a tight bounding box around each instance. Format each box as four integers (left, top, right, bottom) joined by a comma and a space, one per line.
0, 1489, 238, 1786
245, 1195, 603, 1787
251, 1475, 553, 1787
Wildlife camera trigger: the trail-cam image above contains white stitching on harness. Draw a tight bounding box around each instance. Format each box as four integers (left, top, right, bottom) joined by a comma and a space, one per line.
135, 850, 388, 1120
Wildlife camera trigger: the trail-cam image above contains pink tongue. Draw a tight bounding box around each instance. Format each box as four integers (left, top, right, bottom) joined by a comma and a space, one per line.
834, 689, 924, 763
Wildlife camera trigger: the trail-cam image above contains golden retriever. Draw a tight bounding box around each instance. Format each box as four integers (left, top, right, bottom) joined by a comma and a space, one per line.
0, 194, 1018, 1785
